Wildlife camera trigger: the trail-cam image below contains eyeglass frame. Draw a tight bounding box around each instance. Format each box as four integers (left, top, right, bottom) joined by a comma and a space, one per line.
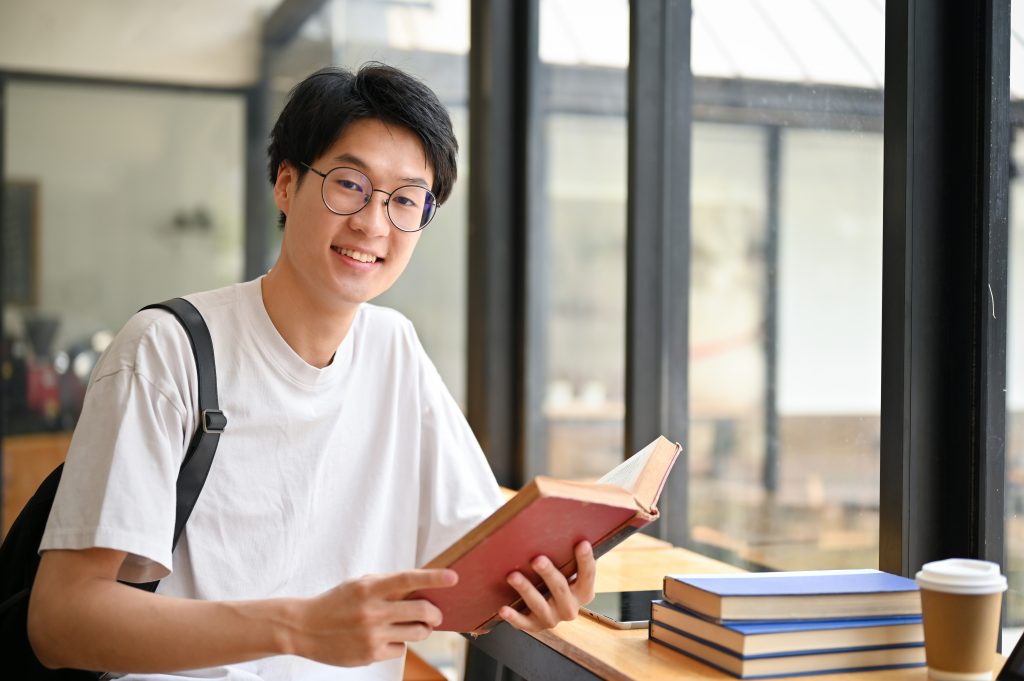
299, 161, 440, 232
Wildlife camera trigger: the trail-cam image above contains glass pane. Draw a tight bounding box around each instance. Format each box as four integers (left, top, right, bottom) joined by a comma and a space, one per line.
1009, 121, 1024, 651
377, 108, 469, 406
688, 121, 769, 547
2, 80, 244, 529
265, 0, 469, 407
3, 81, 244, 433
688, 0, 883, 571
1006, 0, 1024, 648
543, 113, 627, 479
540, 0, 628, 480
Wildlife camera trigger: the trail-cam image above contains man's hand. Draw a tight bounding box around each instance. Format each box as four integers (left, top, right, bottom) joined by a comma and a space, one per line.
291, 569, 458, 667
497, 541, 596, 633
32, 549, 459, 673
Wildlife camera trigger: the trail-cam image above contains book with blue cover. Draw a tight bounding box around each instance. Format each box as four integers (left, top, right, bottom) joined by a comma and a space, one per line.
648, 620, 926, 679
662, 569, 921, 621
650, 599, 923, 656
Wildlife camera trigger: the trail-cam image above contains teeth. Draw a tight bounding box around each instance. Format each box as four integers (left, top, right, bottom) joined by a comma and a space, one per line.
336, 247, 377, 263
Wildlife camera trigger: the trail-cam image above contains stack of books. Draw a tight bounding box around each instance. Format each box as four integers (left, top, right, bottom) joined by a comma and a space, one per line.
648, 569, 926, 678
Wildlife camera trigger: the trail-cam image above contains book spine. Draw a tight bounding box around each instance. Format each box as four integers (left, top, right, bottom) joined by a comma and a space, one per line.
592, 515, 652, 560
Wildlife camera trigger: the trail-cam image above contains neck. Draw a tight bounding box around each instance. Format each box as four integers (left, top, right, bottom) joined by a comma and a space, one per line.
260, 269, 357, 369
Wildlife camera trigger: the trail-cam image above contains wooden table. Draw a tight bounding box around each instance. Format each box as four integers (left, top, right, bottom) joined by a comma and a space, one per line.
2, 432, 73, 536
464, 533, 1006, 681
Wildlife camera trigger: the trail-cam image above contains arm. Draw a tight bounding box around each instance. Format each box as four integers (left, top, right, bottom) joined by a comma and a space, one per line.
499, 540, 597, 633
29, 547, 457, 672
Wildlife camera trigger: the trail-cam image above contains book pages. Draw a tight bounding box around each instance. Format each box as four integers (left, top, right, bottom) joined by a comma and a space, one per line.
597, 439, 657, 492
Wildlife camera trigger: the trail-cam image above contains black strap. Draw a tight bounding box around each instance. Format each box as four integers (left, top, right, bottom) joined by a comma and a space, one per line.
0, 298, 225, 678
140, 298, 225, 552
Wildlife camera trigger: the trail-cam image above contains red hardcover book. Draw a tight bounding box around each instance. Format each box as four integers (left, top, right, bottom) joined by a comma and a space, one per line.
412, 436, 682, 633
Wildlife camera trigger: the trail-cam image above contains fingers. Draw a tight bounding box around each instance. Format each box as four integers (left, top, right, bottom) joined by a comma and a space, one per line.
361, 621, 433, 663
373, 569, 459, 600
505, 568, 558, 630
571, 541, 596, 605
533, 556, 577, 622
499, 602, 543, 632
501, 558, 569, 631
389, 598, 444, 628
386, 622, 434, 644
501, 541, 598, 633
302, 571, 455, 668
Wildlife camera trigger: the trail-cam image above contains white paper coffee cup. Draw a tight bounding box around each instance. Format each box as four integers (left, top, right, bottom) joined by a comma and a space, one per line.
915, 559, 1006, 681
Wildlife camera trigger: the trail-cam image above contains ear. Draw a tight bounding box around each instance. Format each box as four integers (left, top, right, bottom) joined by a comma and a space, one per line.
273, 160, 297, 216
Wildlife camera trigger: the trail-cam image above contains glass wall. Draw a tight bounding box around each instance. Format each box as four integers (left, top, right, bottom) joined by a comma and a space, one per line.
2, 81, 245, 435
541, 111, 627, 479
685, 4, 885, 574
1006, 0, 1024, 643
1009, 126, 1024, 643
538, 0, 628, 480
536, 0, 885, 572
2, 79, 245, 531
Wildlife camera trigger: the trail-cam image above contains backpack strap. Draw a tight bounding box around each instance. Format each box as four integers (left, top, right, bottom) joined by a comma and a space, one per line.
0, 298, 226, 676
140, 298, 226, 552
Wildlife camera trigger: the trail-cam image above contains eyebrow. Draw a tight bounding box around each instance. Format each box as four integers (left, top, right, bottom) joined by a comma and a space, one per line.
329, 152, 430, 187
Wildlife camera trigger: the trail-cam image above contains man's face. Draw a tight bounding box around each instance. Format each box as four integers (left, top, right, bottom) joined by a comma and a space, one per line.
273, 118, 432, 313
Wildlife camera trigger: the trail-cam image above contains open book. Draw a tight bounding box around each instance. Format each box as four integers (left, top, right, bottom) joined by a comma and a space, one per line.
411, 435, 682, 634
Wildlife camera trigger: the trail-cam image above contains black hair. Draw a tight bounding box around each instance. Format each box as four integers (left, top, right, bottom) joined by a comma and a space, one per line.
267, 63, 458, 228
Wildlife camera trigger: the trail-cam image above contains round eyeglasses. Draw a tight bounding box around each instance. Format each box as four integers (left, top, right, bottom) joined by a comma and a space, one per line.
300, 162, 439, 232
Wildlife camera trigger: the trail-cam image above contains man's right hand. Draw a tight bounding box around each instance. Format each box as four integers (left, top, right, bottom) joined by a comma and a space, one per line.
291, 569, 458, 667
30, 548, 459, 673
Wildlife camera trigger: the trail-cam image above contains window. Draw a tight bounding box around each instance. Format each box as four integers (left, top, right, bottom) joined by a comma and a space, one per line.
538, 0, 629, 479
1005, 0, 1024, 643
2, 81, 244, 437
532, 2, 885, 572
684, 0, 884, 571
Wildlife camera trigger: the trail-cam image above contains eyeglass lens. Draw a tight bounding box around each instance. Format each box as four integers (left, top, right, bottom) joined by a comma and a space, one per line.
321, 167, 437, 231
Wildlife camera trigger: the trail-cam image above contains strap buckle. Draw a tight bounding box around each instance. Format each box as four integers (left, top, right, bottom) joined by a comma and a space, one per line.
202, 409, 227, 434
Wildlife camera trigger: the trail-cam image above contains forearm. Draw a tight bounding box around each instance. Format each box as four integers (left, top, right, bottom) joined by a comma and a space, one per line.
31, 549, 456, 671
29, 576, 301, 673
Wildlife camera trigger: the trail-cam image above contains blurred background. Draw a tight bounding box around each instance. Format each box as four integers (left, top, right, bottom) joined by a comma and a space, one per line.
0, 0, 1021, 676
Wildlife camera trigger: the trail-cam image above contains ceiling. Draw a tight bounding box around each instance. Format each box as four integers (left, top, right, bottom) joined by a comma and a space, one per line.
5, 1, 1023, 98
0, 0, 285, 87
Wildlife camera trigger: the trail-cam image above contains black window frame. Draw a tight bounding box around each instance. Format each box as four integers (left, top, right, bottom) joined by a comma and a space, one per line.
465, 0, 1011, 583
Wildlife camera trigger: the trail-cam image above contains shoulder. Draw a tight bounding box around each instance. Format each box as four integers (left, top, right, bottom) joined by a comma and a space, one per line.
355, 303, 420, 347
357, 302, 415, 330
86, 282, 245, 391
181, 280, 250, 323
94, 308, 191, 380
351, 304, 442, 388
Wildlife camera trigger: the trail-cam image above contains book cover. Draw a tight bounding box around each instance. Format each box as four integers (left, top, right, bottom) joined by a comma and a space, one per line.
649, 620, 926, 679
411, 436, 681, 634
651, 599, 923, 656
662, 569, 921, 622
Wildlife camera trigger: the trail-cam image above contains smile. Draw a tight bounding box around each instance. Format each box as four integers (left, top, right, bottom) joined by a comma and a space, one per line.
332, 246, 380, 264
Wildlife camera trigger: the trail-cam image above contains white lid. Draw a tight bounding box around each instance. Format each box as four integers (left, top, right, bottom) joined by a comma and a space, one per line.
915, 558, 1007, 595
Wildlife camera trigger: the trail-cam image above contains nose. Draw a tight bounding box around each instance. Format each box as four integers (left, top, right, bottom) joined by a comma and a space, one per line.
348, 193, 392, 237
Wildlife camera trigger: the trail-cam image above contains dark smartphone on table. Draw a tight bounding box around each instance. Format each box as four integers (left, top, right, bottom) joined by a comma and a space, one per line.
579, 589, 662, 630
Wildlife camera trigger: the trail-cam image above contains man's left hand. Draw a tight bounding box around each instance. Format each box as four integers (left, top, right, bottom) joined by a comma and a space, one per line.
498, 540, 596, 633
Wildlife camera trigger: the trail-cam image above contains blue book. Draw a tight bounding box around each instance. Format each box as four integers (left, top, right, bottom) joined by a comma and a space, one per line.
651, 599, 923, 656
662, 569, 921, 622
648, 619, 926, 679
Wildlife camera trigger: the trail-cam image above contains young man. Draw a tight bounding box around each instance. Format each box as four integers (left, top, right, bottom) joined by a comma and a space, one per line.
28, 64, 596, 680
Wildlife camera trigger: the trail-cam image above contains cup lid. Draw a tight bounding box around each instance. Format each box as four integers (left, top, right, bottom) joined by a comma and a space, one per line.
915, 558, 1007, 595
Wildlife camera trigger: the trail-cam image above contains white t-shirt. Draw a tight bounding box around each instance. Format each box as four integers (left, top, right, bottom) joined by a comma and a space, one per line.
41, 278, 504, 681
